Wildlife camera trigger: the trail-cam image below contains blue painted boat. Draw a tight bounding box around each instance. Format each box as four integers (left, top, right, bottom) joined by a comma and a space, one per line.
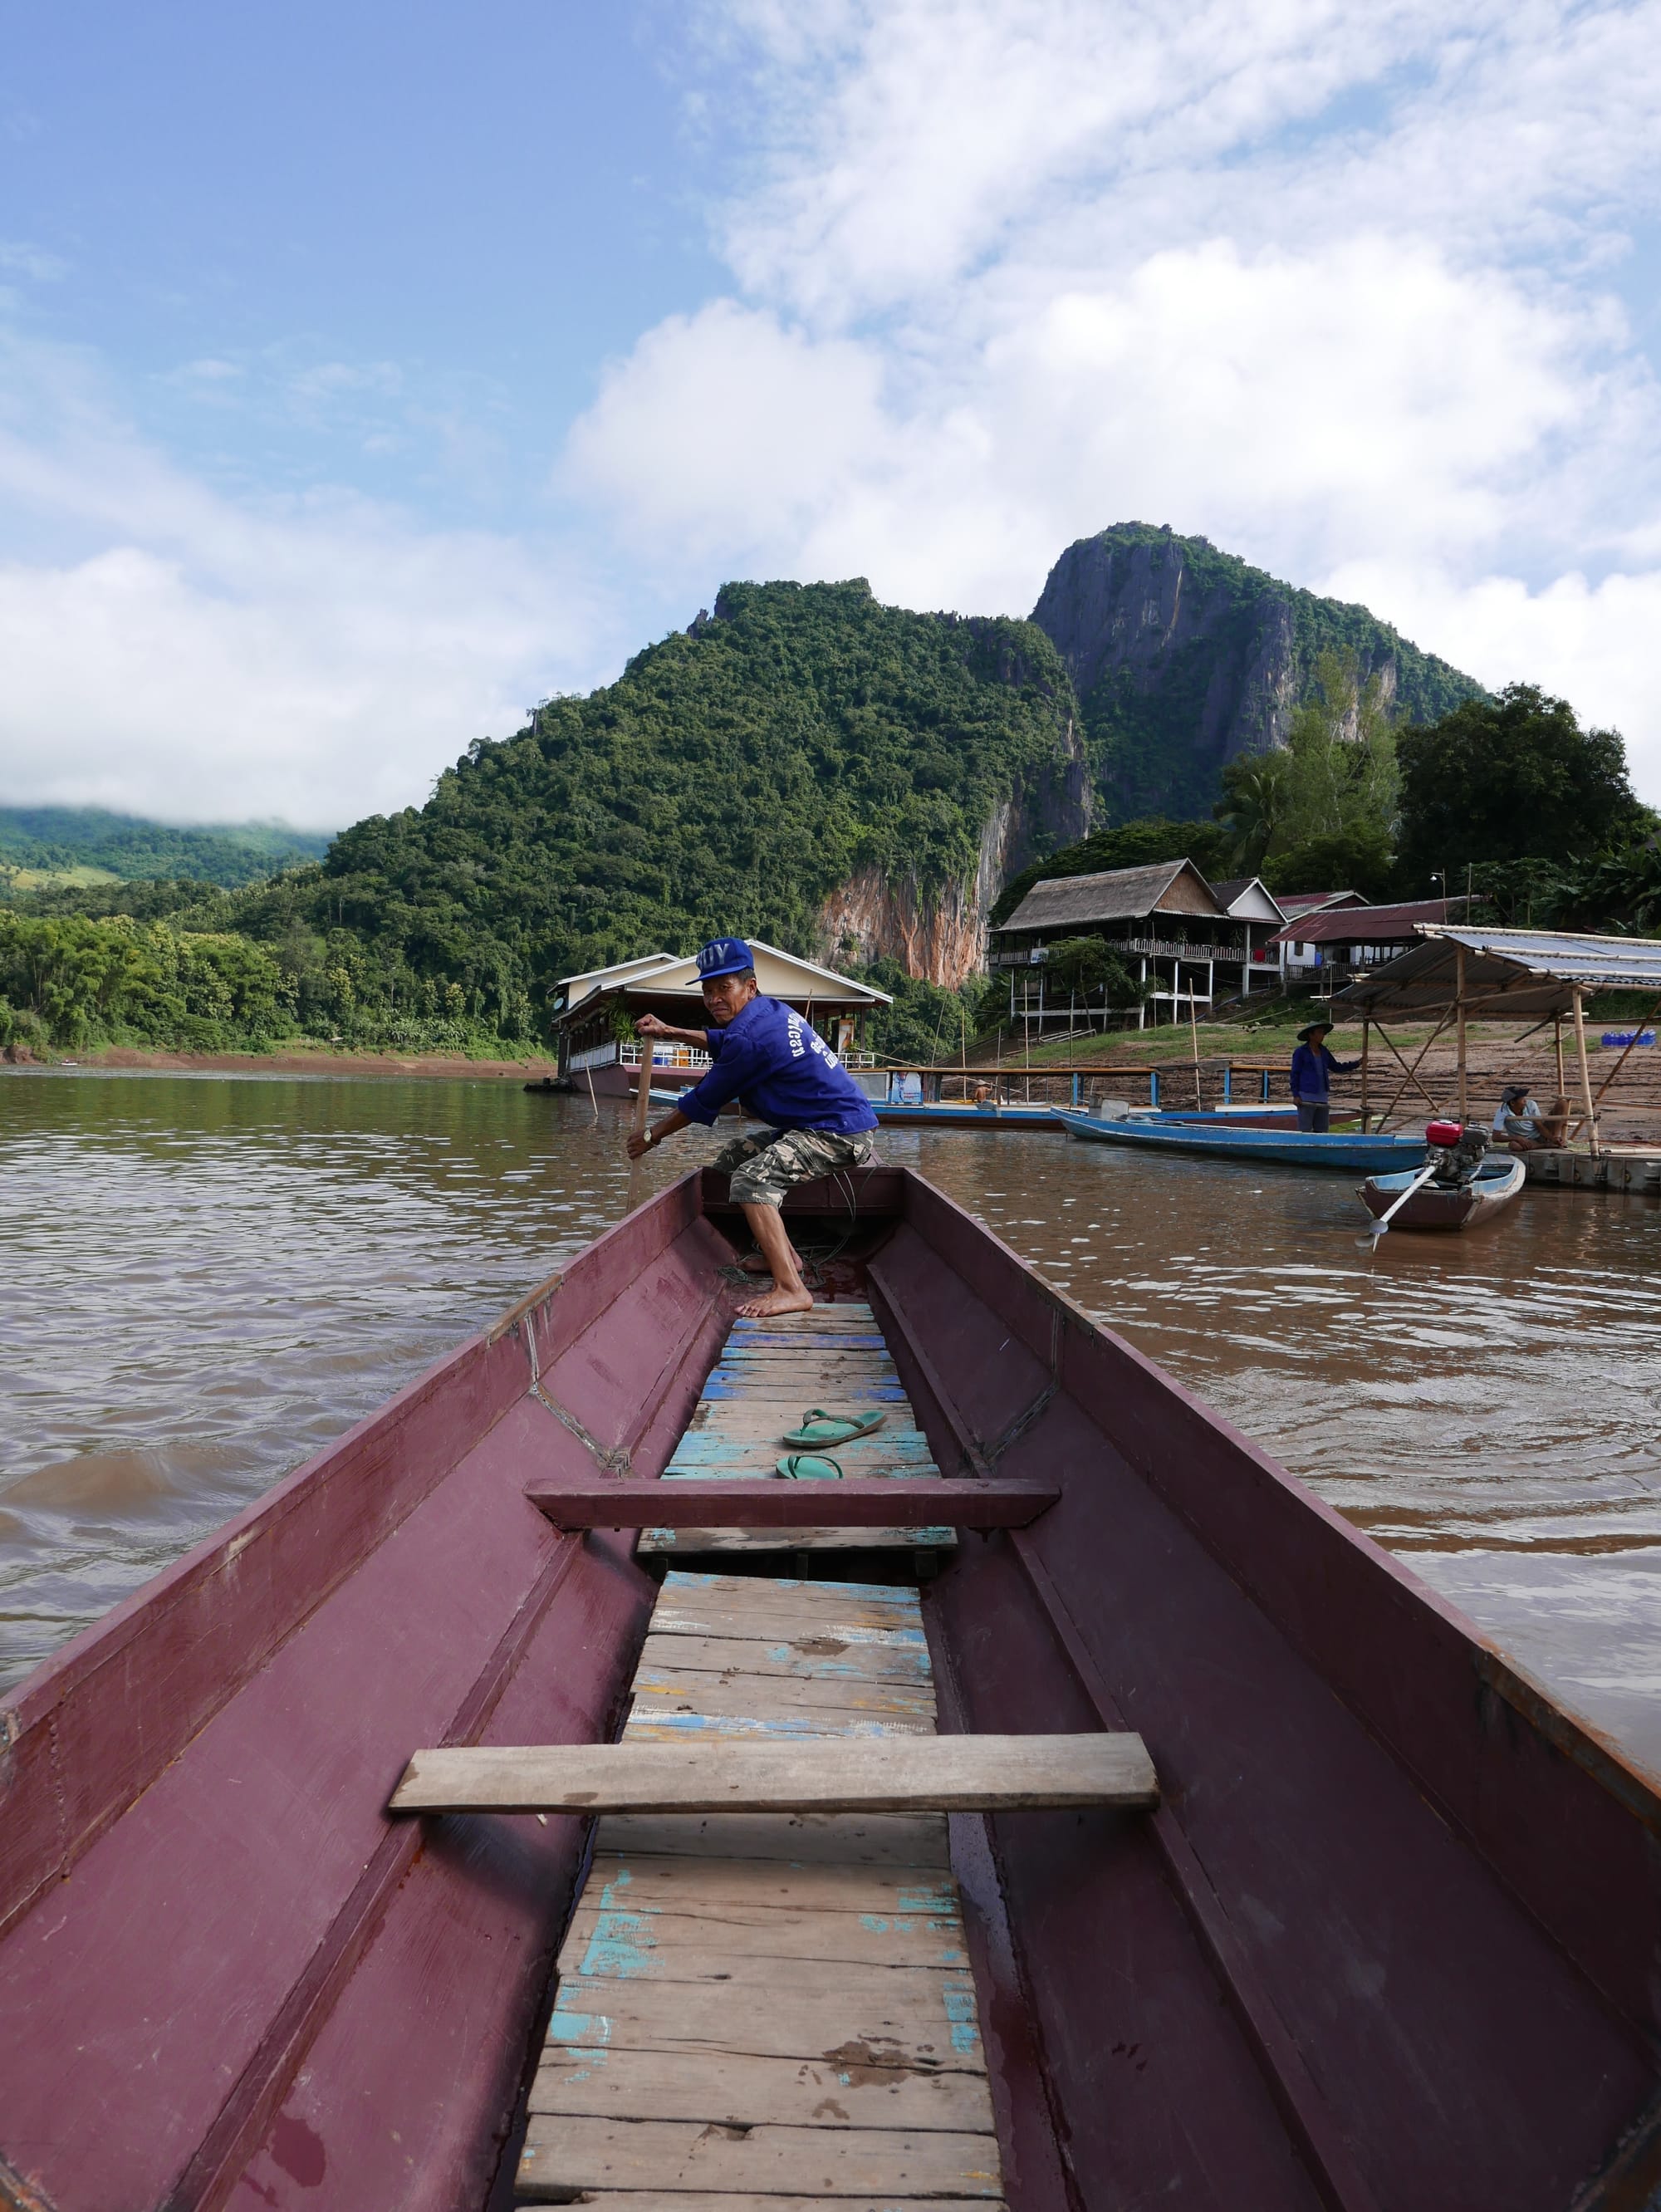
870, 1100, 1060, 1129
1056, 1107, 1427, 1173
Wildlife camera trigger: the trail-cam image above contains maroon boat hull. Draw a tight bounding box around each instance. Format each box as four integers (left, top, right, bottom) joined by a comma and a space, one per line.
2, 1165, 1659, 2210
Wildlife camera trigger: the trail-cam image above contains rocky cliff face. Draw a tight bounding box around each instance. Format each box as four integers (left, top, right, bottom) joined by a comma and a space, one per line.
817, 723, 1094, 987
1031, 524, 1482, 824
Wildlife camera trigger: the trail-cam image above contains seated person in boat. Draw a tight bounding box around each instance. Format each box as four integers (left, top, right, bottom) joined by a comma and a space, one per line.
625, 937, 878, 1317
1289, 1018, 1360, 1132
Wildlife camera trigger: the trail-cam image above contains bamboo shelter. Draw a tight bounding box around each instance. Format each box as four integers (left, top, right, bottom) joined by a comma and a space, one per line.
1332, 925, 1661, 1153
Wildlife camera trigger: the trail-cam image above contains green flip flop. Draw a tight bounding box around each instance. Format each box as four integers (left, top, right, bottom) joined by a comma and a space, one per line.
781, 1407, 887, 1447
777, 1454, 845, 1481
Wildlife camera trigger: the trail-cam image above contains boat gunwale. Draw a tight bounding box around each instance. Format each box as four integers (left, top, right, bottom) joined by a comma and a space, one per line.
0, 1172, 718, 1937
870, 1170, 1661, 2059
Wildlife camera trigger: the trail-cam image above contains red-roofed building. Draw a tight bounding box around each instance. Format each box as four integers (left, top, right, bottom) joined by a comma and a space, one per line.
1268, 898, 1454, 996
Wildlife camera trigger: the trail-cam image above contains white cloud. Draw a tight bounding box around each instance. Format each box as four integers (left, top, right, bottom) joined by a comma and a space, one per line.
0, 337, 609, 827
1320, 558, 1661, 773
556, 0, 1661, 789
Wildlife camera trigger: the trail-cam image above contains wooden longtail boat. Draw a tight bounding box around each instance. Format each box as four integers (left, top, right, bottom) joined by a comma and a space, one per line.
1057, 1105, 1427, 1173
870, 1098, 1061, 1129
2, 1165, 1659, 2210
1360, 1152, 1528, 1230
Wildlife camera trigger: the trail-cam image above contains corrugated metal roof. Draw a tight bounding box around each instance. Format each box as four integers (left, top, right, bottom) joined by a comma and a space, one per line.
998, 860, 1227, 933
1276, 890, 1366, 915
1333, 925, 1661, 1018
1267, 899, 1450, 948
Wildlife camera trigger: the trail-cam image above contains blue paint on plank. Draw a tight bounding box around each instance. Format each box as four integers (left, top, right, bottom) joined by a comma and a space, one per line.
663, 1570, 924, 1604
628, 1711, 927, 1739
943, 1977, 982, 2055
546, 2004, 613, 2046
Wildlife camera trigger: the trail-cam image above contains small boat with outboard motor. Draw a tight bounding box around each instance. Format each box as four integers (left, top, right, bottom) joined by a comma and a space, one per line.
1360, 1119, 1528, 1232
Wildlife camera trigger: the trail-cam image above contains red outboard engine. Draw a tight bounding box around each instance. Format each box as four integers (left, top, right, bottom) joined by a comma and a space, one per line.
1425, 1120, 1490, 1184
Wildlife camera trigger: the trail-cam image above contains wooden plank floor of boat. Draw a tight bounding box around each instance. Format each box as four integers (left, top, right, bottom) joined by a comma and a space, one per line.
642, 1300, 955, 1555
515, 1302, 1006, 2209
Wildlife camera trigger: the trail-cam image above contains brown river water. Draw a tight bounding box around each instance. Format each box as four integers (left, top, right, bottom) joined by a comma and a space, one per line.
5, 1072, 1661, 1772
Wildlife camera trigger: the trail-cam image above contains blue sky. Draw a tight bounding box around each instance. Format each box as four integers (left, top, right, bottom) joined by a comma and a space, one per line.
2, 1, 1659, 824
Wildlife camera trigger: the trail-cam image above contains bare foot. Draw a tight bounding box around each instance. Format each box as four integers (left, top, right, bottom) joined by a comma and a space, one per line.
740, 1247, 805, 1276
736, 1285, 816, 1318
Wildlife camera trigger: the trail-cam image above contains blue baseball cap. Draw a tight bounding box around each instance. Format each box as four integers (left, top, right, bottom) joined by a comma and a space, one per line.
695, 936, 753, 981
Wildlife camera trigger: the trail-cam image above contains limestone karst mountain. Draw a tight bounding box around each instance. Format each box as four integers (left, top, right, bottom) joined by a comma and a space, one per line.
1031, 522, 1482, 823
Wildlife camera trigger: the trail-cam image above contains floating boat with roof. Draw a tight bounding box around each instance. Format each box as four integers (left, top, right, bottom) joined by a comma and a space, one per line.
0, 1165, 1655, 2210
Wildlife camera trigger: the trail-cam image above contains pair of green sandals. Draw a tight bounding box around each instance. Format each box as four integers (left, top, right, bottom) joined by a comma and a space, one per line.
777, 1406, 884, 1481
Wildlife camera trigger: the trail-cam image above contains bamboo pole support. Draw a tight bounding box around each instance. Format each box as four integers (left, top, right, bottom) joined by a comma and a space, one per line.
1585, 993, 1661, 1121
1373, 1008, 1457, 1128
1360, 1016, 1370, 1128
1455, 945, 1468, 1122
1571, 988, 1598, 1155
1188, 983, 1202, 1109
1371, 1020, 1443, 1117
632, 1038, 654, 1142
1554, 1013, 1565, 1096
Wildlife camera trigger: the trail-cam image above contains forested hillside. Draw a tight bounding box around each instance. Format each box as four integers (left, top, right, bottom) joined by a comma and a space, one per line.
5, 547, 1643, 1065
0, 807, 331, 889
2, 581, 1087, 1053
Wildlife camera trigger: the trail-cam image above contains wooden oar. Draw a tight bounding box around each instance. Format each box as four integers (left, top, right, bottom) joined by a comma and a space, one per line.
1364, 1160, 1439, 1243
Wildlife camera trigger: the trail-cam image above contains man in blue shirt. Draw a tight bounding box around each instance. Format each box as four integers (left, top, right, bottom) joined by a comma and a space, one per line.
1290, 1017, 1360, 1131
625, 937, 879, 1316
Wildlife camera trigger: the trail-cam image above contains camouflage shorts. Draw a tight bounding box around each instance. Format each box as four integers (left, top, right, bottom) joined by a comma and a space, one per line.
711, 1126, 878, 1208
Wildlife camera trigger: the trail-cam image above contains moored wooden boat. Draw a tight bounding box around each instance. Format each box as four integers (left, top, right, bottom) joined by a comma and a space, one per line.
1056, 1105, 1426, 1173
871, 1097, 1061, 1128
1360, 1152, 1528, 1230
2, 1164, 1659, 2209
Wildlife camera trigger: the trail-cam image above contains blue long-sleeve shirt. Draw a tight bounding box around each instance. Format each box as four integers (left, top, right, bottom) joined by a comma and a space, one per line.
676, 996, 879, 1135
1290, 1041, 1359, 1102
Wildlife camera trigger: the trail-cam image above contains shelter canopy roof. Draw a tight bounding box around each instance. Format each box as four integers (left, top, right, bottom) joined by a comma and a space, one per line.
998, 859, 1227, 934
1332, 925, 1661, 1020
1267, 898, 1450, 949
552, 939, 891, 1024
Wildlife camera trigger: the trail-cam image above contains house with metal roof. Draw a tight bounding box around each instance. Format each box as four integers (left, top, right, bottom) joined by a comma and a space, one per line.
1267, 897, 1453, 997
990, 859, 1268, 1034
550, 941, 892, 1093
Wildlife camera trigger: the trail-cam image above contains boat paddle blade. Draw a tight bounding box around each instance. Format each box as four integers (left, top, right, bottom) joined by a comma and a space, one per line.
1363, 1159, 1440, 1243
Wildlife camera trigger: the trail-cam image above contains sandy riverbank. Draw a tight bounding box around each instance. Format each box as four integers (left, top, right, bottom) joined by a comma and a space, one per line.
6, 1045, 562, 1080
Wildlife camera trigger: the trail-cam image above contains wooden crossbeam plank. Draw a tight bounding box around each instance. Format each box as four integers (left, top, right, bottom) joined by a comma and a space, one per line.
390, 1732, 1157, 1816
526, 1479, 1057, 1529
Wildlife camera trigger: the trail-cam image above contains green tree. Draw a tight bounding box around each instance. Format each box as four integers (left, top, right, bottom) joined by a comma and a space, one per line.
1042, 936, 1144, 1023
1214, 753, 1290, 871
1262, 827, 1395, 903
1395, 684, 1639, 888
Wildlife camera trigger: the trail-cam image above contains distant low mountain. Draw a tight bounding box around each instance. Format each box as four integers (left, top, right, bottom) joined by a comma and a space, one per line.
0, 807, 332, 889
1031, 522, 1484, 822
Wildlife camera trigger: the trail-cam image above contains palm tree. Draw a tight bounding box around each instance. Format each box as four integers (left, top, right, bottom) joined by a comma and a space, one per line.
1216, 753, 1290, 871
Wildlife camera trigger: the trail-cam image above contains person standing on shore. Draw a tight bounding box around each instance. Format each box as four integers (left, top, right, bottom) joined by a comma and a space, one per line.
1290, 1018, 1360, 1132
